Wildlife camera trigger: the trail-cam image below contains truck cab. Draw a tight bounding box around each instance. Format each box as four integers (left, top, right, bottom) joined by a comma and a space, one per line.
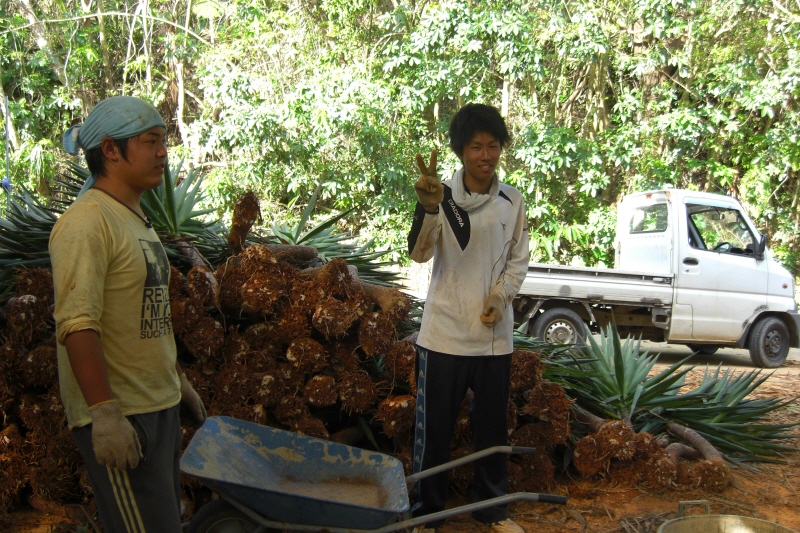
515, 188, 800, 367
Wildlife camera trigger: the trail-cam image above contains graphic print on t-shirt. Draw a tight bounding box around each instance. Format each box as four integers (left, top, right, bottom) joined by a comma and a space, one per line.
139, 239, 173, 339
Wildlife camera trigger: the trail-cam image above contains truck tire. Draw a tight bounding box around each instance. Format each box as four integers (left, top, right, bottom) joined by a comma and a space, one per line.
687, 344, 718, 355
187, 498, 264, 533
748, 316, 790, 368
532, 308, 587, 346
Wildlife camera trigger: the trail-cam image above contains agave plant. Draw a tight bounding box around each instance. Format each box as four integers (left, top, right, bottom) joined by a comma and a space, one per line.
0, 190, 58, 298
548, 321, 797, 461
261, 187, 404, 286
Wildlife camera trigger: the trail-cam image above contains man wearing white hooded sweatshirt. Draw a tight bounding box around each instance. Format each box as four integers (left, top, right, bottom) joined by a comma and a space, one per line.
408, 103, 530, 533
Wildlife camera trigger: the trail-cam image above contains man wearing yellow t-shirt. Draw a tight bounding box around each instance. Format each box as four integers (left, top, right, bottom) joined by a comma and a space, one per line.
50, 96, 206, 533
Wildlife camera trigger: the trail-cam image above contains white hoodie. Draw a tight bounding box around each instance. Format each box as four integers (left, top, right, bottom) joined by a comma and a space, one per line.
408, 168, 530, 356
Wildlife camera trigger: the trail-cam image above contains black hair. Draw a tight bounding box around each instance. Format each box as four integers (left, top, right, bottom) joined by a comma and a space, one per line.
448, 103, 511, 158
84, 137, 131, 177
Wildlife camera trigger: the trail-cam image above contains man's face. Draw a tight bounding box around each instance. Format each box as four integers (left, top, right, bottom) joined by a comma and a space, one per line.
460, 131, 501, 193
118, 126, 168, 193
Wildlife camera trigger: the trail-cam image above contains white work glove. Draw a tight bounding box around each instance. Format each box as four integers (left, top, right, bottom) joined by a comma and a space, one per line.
480, 291, 507, 328
88, 400, 142, 470
180, 373, 207, 428
414, 150, 443, 212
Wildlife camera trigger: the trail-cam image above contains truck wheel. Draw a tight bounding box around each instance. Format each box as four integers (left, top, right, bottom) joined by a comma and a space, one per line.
748, 316, 790, 368
687, 344, 718, 355
187, 498, 263, 533
532, 308, 587, 345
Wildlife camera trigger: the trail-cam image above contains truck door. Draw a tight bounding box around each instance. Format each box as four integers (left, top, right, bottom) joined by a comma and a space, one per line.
674, 200, 768, 341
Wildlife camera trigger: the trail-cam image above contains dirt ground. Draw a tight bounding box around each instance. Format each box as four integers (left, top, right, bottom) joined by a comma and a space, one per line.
4, 360, 800, 533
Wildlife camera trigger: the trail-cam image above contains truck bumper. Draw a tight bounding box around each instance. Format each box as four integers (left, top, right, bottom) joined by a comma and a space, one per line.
789, 311, 800, 348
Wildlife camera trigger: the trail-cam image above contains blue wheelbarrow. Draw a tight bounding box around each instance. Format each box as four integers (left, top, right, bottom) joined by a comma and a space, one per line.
181, 416, 568, 533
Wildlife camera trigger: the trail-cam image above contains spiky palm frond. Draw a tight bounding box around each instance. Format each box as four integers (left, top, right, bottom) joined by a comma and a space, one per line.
547, 321, 798, 461
261, 187, 403, 286
0, 190, 58, 297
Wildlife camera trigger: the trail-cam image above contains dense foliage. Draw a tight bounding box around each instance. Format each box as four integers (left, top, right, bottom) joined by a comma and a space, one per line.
2, 0, 799, 283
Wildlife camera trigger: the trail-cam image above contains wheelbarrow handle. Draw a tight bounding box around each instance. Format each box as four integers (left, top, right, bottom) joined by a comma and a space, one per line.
537, 494, 569, 505
406, 446, 535, 484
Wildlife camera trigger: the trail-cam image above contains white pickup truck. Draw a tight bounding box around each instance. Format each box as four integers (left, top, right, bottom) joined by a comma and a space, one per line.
513, 188, 800, 367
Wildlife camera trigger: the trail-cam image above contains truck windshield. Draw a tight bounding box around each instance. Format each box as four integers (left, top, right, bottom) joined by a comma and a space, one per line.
687, 204, 756, 255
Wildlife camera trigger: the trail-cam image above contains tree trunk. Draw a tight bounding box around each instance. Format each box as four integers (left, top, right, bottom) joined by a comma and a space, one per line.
96, 0, 113, 97
14, 0, 68, 87
0, 69, 20, 151
667, 421, 723, 460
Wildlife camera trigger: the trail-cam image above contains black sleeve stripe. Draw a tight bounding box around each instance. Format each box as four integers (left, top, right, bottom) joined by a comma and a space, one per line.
442, 185, 471, 251
498, 190, 513, 204
408, 201, 430, 254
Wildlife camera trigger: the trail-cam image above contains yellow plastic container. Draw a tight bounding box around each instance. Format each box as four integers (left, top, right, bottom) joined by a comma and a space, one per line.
658, 501, 797, 533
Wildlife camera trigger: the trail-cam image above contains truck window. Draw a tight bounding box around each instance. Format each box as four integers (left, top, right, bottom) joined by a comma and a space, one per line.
686, 204, 757, 255
629, 204, 668, 233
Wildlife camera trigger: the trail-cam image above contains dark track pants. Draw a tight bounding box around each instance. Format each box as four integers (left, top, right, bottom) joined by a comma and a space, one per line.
72, 405, 182, 533
411, 348, 512, 527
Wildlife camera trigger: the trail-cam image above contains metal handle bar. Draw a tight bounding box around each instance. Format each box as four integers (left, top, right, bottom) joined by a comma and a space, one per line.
404, 446, 536, 484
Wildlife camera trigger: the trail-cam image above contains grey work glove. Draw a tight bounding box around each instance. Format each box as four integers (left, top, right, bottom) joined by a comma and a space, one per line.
414, 149, 443, 212
88, 400, 142, 470
180, 372, 207, 428
480, 291, 507, 328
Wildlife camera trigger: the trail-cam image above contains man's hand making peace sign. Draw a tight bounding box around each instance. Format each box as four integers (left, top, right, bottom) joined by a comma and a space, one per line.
413, 149, 443, 213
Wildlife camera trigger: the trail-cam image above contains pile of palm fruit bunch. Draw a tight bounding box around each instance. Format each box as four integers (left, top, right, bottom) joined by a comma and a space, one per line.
1, 162, 798, 526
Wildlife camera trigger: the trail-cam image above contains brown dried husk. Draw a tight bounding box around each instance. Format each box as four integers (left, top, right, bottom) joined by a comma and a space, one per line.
182, 317, 225, 364
510, 349, 543, 394
676, 456, 731, 492
289, 278, 326, 316
20, 343, 57, 389
241, 272, 285, 316
286, 338, 328, 375
339, 371, 378, 414
572, 434, 609, 477
222, 328, 250, 364
170, 297, 205, 337
395, 447, 413, 476
376, 395, 416, 439
329, 342, 362, 376
303, 375, 339, 408
28, 428, 83, 502
14, 267, 54, 305
312, 297, 361, 339
509, 452, 556, 492
19, 386, 65, 432
315, 258, 355, 299
595, 420, 638, 461
211, 360, 255, 410
274, 396, 309, 425
358, 312, 396, 357
507, 399, 518, 437
249, 372, 283, 408
361, 283, 410, 323
641, 449, 677, 490
238, 245, 278, 277
290, 416, 330, 440
7, 295, 51, 345
383, 341, 415, 384
242, 322, 283, 353
274, 302, 313, 343
0, 342, 25, 389
0, 424, 29, 512
276, 362, 306, 394
215, 261, 248, 313
523, 381, 570, 446
186, 265, 217, 306
169, 266, 185, 302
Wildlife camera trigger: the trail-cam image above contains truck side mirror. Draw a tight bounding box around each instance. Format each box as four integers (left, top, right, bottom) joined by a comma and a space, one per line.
755, 234, 767, 260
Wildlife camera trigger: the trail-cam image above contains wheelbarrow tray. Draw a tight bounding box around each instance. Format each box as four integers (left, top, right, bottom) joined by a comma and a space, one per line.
181, 416, 409, 530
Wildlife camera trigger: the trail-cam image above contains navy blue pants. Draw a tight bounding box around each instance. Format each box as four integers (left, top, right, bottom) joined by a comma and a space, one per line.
72, 405, 182, 533
412, 347, 512, 527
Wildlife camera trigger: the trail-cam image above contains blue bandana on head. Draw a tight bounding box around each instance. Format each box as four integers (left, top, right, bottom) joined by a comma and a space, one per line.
62, 96, 166, 195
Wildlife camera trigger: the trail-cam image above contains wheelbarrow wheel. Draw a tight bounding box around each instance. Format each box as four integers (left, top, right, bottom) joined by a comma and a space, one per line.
187, 498, 264, 533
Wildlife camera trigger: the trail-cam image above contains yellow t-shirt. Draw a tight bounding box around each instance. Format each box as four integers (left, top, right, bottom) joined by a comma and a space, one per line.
49, 189, 180, 429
